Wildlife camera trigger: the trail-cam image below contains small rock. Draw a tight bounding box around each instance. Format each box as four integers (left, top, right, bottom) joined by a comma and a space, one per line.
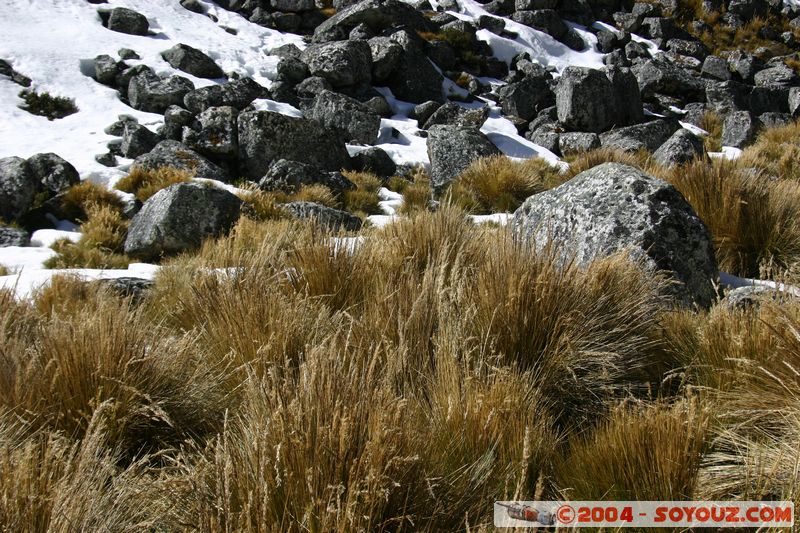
258, 159, 355, 194
26, 153, 80, 195
281, 201, 362, 231
0, 224, 30, 247
721, 110, 758, 148
161, 44, 224, 79
306, 90, 381, 145
183, 77, 265, 114
0, 157, 36, 223
121, 123, 160, 159
133, 140, 230, 182
652, 128, 705, 167
351, 147, 397, 177
558, 131, 600, 155
128, 72, 195, 113
300, 40, 372, 88
104, 7, 149, 36
599, 118, 681, 152
183, 106, 240, 160
556, 66, 617, 133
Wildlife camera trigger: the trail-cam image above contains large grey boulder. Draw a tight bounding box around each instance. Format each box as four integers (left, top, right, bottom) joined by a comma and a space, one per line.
0, 157, 36, 222
105, 7, 149, 36
385, 30, 445, 104
161, 44, 224, 79
238, 111, 351, 179
183, 106, 239, 159
496, 76, 553, 121
634, 57, 706, 100
605, 66, 644, 127
183, 78, 265, 114
599, 118, 680, 152
306, 91, 381, 145
558, 131, 600, 155
300, 41, 372, 88
0, 224, 29, 247
653, 128, 705, 167
313, 0, 435, 42
128, 72, 195, 113
556, 67, 617, 132
124, 182, 242, 260
351, 147, 397, 177
754, 64, 798, 87
133, 140, 230, 182
427, 125, 501, 193
281, 201, 362, 231
258, 159, 355, 194
26, 153, 79, 195
721, 110, 759, 148
512, 162, 718, 307
368, 37, 404, 82
422, 102, 490, 130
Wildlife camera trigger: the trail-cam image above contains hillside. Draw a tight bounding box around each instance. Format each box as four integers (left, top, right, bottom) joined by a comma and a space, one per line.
2, 0, 800, 530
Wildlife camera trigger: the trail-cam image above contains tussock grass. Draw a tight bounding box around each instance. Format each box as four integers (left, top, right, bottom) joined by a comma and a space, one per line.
342, 170, 382, 217
44, 204, 131, 269
661, 159, 800, 278
60, 180, 125, 222
557, 398, 710, 501
397, 167, 432, 215
740, 119, 800, 181
564, 147, 653, 179
448, 155, 562, 214
700, 110, 723, 153
116, 166, 193, 202
0, 265, 8, 276
6, 167, 800, 529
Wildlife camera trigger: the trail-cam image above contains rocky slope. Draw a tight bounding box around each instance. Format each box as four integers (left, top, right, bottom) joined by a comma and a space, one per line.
1, 0, 799, 298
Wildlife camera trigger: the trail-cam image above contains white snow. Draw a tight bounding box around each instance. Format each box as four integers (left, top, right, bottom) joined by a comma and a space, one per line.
720, 271, 800, 298
0, 262, 159, 300
470, 213, 513, 225
454, 0, 606, 72
29, 229, 82, 248
0, 0, 304, 182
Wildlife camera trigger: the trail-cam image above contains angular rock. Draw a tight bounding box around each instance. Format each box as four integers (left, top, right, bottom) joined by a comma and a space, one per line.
351, 147, 397, 177
422, 102, 490, 129
599, 118, 681, 152
368, 37, 404, 82
300, 40, 372, 88
313, 0, 435, 42
700, 55, 731, 81
652, 128, 704, 167
162, 105, 194, 140
125, 183, 242, 260
306, 90, 381, 145
556, 67, 617, 133
749, 85, 790, 115
121, 123, 160, 159
511, 9, 567, 39
258, 159, 355, 194
512, 162, 718, 307
495, 75, 552, 121
94, 54, 121, 86
183, 77, 265, 114
705, 80, 750, 114
97, 277, 154, 305
276, 56, 309, 84
388, 50, 444, 103
758, 112, 792, 130
128, 72, 195, 113
721, 110, 758, 148
426, 125, 501, 193
790, 87, 800, 117
558, 131, 600, 155
635, 57, 706, 100
0, 157, 36, 222
754, 64, 798, 87
280, 201, 362, 231
133, 140, 230, 181
26, 153, 80, 195
0, 224, 29, 247
161, 44, 224, 79
271, 0, 315, 11
605, 66, 644, 127
238, 111, 351, 179
183, 106, 239, 159
105, 7, 149, 36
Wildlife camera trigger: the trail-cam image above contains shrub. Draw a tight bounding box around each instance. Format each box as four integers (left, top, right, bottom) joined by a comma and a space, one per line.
448, 155, 562, 214
18, 90, 78, 120
116, 166, 193, 202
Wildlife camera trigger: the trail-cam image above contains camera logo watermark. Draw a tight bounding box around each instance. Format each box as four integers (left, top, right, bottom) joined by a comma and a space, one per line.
494, 501, 794, 528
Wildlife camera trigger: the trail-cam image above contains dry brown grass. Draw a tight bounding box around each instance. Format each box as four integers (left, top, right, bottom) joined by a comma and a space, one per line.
44, 204, 131, 269
116, 166, 193, 202
448, 155, 563, 214
60, 181, 125, 222
740, 119, 800, 181
397, 168, 433, 215
700, 110, 723, 153
0, 265, 8, 277
342, 170, 383, 217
